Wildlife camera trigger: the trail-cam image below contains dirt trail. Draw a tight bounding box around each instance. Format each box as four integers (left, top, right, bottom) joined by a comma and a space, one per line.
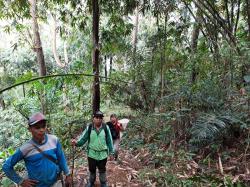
72, 149, 144, 187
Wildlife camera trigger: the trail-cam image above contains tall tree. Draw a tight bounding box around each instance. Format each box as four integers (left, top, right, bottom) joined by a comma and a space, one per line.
132, 5, 139, 66
92, 0, 100, 113
104, 55, 108, 80
190, 7, 202, 84
28, 0, 47, 113
0, 96, 5, 110
246, 0, 250, 41
28, 0, 46, 76
51, 14, 65, 68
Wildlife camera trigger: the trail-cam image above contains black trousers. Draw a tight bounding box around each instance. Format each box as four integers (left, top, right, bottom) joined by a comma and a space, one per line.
88, 157, 107, 173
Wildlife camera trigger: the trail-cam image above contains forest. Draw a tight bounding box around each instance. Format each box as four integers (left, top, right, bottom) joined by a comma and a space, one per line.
0, 0, 249, 186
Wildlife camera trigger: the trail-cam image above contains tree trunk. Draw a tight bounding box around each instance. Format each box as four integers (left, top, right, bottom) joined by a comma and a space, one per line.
52, 14, 65, 67
132, 6, 139, 66
131, 6, 139, 85
104, 55, 107, 81
190, 8, 202, 84
0, 95, 5, 110
23, 84, 26, 97
212, 29, 220, 62
64, 42, 69, 66
92, 0, 100, 114
29, 0, 47, 114
241, 0, 250, 84
109, 56, 113, 76
160, 15, 167, 99
246, 0, 250, 41
29, 0, 46, 77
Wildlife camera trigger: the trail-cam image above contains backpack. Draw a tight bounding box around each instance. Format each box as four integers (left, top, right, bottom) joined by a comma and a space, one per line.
87, 123, 109, 144
106, 122, 119, 140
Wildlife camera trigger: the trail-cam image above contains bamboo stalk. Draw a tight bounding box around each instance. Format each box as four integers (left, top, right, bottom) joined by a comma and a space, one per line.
218, 155, 224, 175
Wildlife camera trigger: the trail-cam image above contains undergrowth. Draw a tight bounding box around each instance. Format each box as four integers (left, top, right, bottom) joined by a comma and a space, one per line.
122, 108, 249, 186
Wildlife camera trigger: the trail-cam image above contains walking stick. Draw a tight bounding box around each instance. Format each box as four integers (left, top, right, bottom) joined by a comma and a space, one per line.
69, 123, 76, 187
71, 145, 75, 187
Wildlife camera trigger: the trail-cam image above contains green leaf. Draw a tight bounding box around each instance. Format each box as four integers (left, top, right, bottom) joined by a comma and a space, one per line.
0, 151, 7, 159
7, 147, 15, 155
244, 75, 250, 83
15, 72, 34, 84
1, 177, 14, 187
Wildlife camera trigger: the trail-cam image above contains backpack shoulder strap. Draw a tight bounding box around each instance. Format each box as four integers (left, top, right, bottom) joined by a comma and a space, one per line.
31, 143, 58, 165
87, 123, 92, 143
31, 143, 64, 185
103, 123, 109, 144
87, 123, 108, 143
103, 123, 108, 133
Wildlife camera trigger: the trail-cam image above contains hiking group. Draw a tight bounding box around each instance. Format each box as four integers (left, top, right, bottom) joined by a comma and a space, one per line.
2, 111, 125, 187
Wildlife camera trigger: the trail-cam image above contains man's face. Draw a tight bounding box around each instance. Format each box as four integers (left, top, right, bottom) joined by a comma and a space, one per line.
93, 116, 103, 127
29, 121, 46, 143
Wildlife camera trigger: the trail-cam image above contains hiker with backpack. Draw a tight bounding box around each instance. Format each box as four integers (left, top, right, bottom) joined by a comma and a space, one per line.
2, 112, 72, 187
106, 114, 124, 160
71, 111, 114, 187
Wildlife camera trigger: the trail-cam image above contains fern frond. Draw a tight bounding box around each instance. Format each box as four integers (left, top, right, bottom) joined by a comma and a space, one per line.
189, 113, 244, 147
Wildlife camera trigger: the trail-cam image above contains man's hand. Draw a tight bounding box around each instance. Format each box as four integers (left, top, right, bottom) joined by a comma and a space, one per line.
71, 139, 77, 147
109, 154, 114, 161
65, 175, 72, 187
20, 179, 38, 187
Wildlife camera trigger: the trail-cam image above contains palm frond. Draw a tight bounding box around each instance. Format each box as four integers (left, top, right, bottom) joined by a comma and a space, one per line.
189, 113, 246, 147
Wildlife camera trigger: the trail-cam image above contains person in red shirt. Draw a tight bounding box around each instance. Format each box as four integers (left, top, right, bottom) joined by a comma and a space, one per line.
106, 114, 124, 160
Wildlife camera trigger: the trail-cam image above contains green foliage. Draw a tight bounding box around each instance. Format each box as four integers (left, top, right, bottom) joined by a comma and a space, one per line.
101, 14, 133, 54
244, 75, 250, 83
0, 147, 15, 160
139, 168, 236, 187
0, 0, 30, 20
190, 112, 247, 148
0, 147, 26, 187
0, 108, 29, 149
137, 147, 246, 186
0, 111, 27, 186
15, 72, 34, 84
1, 177, 13, 187
127, 112, 249, 186
122, 112, 174, 151
0, 0, 250, 185
0, 47, 36, 78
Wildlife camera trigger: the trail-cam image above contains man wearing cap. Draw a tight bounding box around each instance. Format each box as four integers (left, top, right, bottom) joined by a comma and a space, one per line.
71, 111, 114, 187
2, 112, 72, 187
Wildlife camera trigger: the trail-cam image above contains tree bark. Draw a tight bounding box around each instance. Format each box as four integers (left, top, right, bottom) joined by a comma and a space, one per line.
132, 6, 139, 67
160, 15, 167, 99
195, 0, 239, 53
0, 95, 5, 110
104, 55, 107, 81
92, 0, 100, 114
52, 14, 65, 67
240, 0, 250, 84
234, 0, 241, 36
29, 0, 46, 76
190, 7, 202, 84
29, 0, 46, 114
109, 56, 113, 76
64, 42, 69, 65
246, 0, 250, 41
